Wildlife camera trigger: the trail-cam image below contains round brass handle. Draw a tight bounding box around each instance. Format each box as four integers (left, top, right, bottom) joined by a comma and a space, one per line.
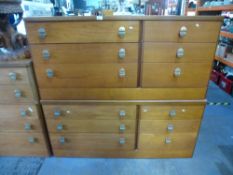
118, 48, 126, 59
174, 67, 181, 77
118, 26, 126, 38
119, 110, 126, 118
176, 48, 184, 58
119, 68, 126, 78
169, 110, 176, 117
42, 49, 50, 60
28, 136, 36, 144
179, 26, 188, 38
165, 137, 172, 144
59, 137, 66, 144
167, 124, 174, 132
8, 72, 17, 81
46, 69, 54, 78
119, 137, 126, 145
38, 27, 46, 39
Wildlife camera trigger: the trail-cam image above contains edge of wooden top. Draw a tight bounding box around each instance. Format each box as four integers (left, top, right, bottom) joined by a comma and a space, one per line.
0, 59, 32, 67
24, 15, 223, 22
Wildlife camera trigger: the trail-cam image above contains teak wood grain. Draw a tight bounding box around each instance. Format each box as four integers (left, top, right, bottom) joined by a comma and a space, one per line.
140, 104, 205, 120
35, 63, 137, 88
31, 43, 139, 64
142, 63, 211, 88
43, 104, 136, 120
26, 21, 140, 43
143, 43, 216, 63
144, 21, 221, 42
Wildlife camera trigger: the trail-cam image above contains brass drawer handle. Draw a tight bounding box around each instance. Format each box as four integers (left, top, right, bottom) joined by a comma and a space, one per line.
118, 48, 126, 59
42, 49, 50, 60
118, 26, 126, 38
169, 110, 176, 117
167, 124, 174, 132
173, 67, 181, 77
8, 72, 17, 81
176, 48, 184, 58
28, 136, 36, 144
24, 123, 31, 131
46, 69, 54, 78
179, 26, 187, 38
119, 137, 126, 145
59, 136, 66, 144
119, 110, 126, 118
119, 124, 126, 132
119, 68, 126, 78
56, 123, 63, 131
14, 89, 22, 98
38, 27, 46, 39
165, 137, 172, 144
54, 109, 61, 118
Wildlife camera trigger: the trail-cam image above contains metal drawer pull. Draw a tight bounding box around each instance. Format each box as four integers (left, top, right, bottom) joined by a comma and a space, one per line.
56, 123, 63, 131
176, 48, 184, 58
165, 137, 172, 144
167, 124, 174, 132
118, 26, 126, 38
119, 68, 126, 78
24, 123, 31, 131
169, 110, 176, 117
20, 108, 27, 117
42, 49, 50, 60
59, 137, 66, 144
14, 89, 22, 98
118, 48, 126, 59
8, 72, 17, 81
119, 110, 126, 118
28, 136, 36, 144
54, 110, 61, 118
179, 26, 187, 38
119, 124, 126, 132
38, 27, 46, 39
119, 138, 126, 145
174, 67, 181, 77
46, 69, 54, 78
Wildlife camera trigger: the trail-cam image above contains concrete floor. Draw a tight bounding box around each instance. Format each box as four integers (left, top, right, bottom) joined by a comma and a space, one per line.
0, 82, 233, 175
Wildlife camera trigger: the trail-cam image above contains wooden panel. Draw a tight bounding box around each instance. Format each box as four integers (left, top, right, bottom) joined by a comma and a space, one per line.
144, 21, 221, 42
143, 43, 216, 63
26, 21, 139, 43
43, 104, 136, 120
0, 68, 30, 85
31, 43, 138, 64
46, 119, 135, 133
140, 104, 205, 120
0, 132, 48, 156
139, 133, 197, 151
142, 63, 211, 88
50, 133, 135, 152
35, 64, 137, 88
39, 88, 207, 100
0, 85, 35, 103
140, 120, 200, 134
0, 104, 38, 119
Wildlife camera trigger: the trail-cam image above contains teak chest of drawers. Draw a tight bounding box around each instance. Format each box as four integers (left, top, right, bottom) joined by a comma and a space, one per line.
25, 16, 222, 158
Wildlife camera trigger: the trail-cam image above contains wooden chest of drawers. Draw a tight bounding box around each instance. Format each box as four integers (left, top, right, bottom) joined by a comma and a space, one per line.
25, 16, 222, 158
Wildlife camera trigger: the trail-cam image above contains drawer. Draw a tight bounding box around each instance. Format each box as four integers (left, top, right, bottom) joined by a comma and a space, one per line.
0, 68, 30, 85
50, 133, 135, 152
0, 132, 48, 156
43, 104, 136, 120
26, 21, 139, 43
46, 119, 136, 133
0, 104, 39, 119
140, 104, 204, 120
139, 133, 197, 152
144, 21, 221, 42
35, 64, 137, 88
0, 85, 35, 103
143, 43, 216, 63
31, 43, 138, 64
142, 63, 211, 88
0, 118, 42, 132
140, 120, 200, 134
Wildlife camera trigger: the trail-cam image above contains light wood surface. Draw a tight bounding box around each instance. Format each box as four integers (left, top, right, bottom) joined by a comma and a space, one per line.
31, 43, 138, 64
144, 21, 221, 42
143, 43, 216, 63
35, 63, 137, 88
43, 104, 136, 120
142, 63, 211, 88
140, 104, 205, 120
26, 21, 139, 44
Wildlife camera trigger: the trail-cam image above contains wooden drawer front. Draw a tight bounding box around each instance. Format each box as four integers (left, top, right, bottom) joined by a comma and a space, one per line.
26, 21, 139, 43
139, 133, 197, 152
31, 43, 138, 64
0, 85, 35, 103
0, 118, 42, 132
0, 105, 38, 119
144, 21, 221, 42
143, 43, 216, 63
35, 64, 137, 88
142, 63, 211, 88
50, 133, 135, 151
46, 119, 135, 134
43, 104, 136, 120
0, 132, 48, 156
140, 104, 204, 120
0, 68, 30, 85
140, 120, 200, 134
